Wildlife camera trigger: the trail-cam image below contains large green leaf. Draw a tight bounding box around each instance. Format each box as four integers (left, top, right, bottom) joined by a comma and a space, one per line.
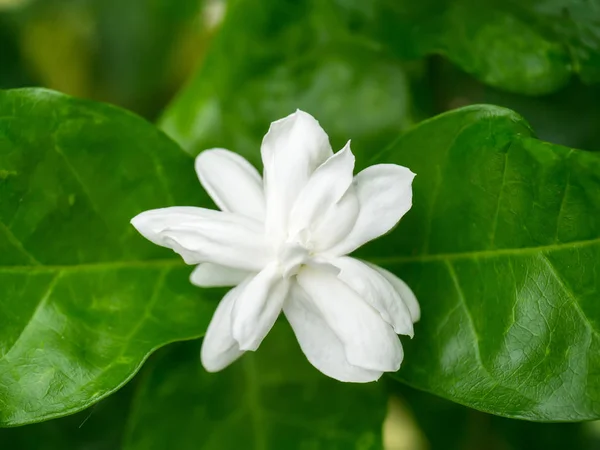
0, 88, 218, 426
123, 323, 387, 450
160, 0, 414, 165
360, 105, 600, 421
371, 0, 600, 95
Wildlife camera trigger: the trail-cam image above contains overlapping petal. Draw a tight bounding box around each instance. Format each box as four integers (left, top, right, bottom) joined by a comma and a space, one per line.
311, 186, 360, 252
200, 282, 248, 372
288, 142, 354, 235
195, 148, 265, 220
367, 263, 421, 323
330, 164, 415, 256
190, 263, 253, 287
332, 257, 414, 336
284, 283, 383, 383
131, 207, 270, 271
297, 267, 403, 372
288, 142, 359, 250
262, 110, 333, 240
231, 263, 290, 351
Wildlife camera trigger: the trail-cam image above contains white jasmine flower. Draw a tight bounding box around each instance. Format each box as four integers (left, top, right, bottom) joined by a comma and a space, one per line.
131, 110, 419, 382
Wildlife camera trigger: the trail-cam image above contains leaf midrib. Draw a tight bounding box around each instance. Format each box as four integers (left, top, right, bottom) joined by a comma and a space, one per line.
0, 258, 184, 272
368, 236, 600, 265
5, 236, 599, 272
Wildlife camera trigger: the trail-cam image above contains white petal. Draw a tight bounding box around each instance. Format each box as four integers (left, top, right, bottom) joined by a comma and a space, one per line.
195, 148, 265, 220
201, 282, 248, 372
311, 185, 359, 252
261, 110, 333, 239
330, 164, 415, 255
332, 257, 414, 336
297, 266, 403, 372
131, 206, 208, 247
131, 207, 270, 271
284, 282, 383, 383
288, 142, 355, 239
231, 263, 289, 351
367, 263, 421, 323
190, 263, 253, 287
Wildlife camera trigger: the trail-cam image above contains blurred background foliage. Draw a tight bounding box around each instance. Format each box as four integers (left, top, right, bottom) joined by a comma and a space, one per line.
1, 0, 600, 448
0, 0, 214, 119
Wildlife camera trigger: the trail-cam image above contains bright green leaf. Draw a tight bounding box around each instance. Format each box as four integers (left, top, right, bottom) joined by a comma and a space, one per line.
123, 323, 387, 450
360, 104, 600, 421
0, 88, 219, 426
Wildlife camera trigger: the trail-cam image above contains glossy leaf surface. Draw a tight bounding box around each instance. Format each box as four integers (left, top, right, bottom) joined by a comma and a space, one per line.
361, 105, 600, 421
0, 88, 218, 426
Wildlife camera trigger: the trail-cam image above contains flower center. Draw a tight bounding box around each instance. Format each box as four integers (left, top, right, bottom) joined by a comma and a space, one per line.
277, 232, 313, 277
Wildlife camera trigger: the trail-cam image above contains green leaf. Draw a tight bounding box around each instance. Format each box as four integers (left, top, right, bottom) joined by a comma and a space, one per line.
372, 0, 598, 95
123, 323, 387, 450
160, 0, 415, 165
361, 104, 600, 421
0, 379, 134, 449
0, 88, 219, 426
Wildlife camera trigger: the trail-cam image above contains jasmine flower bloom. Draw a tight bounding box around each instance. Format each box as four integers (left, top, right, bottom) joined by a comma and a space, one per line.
131, 110, 419, 382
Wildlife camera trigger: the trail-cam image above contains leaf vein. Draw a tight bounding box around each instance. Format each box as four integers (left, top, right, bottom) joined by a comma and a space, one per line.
370, 236, 600, 265
489, 141, 512, 248
421, 121, 477, 254
1, 270, 62, 361
68, 267, 170, 400
53, 143, 109, 233
539, 253, 600, 339
445, 261, 484, 367
0, 220, 41, 265
554, 162, 572, 244
0, 258, 183, 272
